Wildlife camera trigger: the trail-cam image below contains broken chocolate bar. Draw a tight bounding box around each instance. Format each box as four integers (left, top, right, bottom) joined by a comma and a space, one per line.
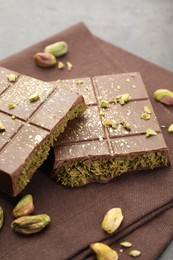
52, 72, 170, 187
0, 67, 87, 196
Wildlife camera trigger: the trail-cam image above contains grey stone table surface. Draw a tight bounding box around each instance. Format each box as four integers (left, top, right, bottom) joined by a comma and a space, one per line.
0, 0, 173, 259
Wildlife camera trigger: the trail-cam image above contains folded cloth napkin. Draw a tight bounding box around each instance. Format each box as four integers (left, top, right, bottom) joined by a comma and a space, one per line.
0, 22, 173, 260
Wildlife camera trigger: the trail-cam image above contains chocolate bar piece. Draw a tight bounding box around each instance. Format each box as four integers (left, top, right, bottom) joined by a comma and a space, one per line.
52, 72, 170, 187
0, 67, 87, 196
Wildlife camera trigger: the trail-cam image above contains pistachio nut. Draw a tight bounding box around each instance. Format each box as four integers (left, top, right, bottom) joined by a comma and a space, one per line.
12, 194, 34, 218
29, 93, 40, 102
0, 206, 4, 230
115, 93, 130, 105
66, 61, 73, 70
145, 128, 157, 137
100, 100, 110, 108
120, 241, 132, 248
140, 113, 150, 120
102, 208, 123, 234
11, 214, 50, 235
7, 74, 17, 82
154, 89, 173, 105
33, 52, 57, 68
90, 242, 118, 260
44, 41, 68, 57
129, 250, 141, 257
168, 124, 173, 133
57, 61, 65, 69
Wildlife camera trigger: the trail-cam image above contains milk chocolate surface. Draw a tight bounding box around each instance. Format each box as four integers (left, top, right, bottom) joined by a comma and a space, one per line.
53, 72, 170, 187
0, 67, 86, 196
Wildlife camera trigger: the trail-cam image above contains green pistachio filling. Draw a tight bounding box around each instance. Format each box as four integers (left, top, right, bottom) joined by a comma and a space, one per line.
53, 151, 168, 187
16, 103, 86, 193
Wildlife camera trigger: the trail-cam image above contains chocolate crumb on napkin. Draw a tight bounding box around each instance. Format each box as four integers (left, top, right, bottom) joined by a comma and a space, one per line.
0, 22, 173, 260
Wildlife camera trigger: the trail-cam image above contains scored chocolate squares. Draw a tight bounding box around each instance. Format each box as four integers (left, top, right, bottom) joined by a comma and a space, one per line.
52, 72, 170, 187
0, 67, 87, 196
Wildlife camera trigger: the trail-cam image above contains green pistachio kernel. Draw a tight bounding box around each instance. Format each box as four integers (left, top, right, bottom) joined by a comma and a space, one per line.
66, 61, 73, 71
57, 61, 65, 69
8, 103, 15, 109
146, 128, 157, 137
120, 241, 132, 248
100, 100, 110, 108
129, 250, 141, 257
115, 93, 130, 105
121, 121, 131, 131
29, 93, 40, 102
144, 105, 151, 114
7, 74, 17, 82
0, 121, 5, 132
141, 113, 151, 120
102, 119, 118, 129
76, 79, 84, 85
168, 124, 173, 133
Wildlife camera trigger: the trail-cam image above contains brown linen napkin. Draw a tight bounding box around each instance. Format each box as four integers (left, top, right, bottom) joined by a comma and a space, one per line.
0, 22, 173, 260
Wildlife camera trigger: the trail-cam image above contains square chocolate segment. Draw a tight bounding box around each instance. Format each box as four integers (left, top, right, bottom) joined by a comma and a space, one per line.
53, 72, 170, 187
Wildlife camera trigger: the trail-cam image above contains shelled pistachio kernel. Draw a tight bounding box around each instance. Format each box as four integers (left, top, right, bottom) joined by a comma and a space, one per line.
7, 74, 17, 82
102, 119, 118, 129
29, 93, 40, 102
44, 41, 68, 57
129, 250, 141, 257
140, 113, 150, 120
120, 241, 132, 248
66, 61, 73, 70
100, 100, 110, 108
115, 93, 130, 105
154, 89, 173, 105
168, 124, 173, 133
76, 79, 84, 85
146, 128, 157, 137
12, 194, 34, 218
33, 52, 57, 68
102, 208, 123, 234
11, 214, 50, 235
144, 105, 151, 114
57, 61, 65, 69
0, 121, 5, 132
8, 103, 15, 109
90, 242, 118, 260
0, 206, 4, 230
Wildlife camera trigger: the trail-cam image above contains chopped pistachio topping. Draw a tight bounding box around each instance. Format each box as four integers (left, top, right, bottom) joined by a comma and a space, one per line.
121, 121, 131, 131
100, 100, 110, 108
126, 78, 130, 82
0, 121, 5, 131
168, 124, 173, 133
7, 74, 17, 82
57, 61, 65, 69
66, 61, 73, 71
117, 85, 121, 90
132, 84, 136, 89
129, 250, 141, 257
11, 115, 16, 120
144, 105, 151, 114
8, 103, 15, 109
99, 135, 103, 142
99, 111, 105, 117
76, 79, 84, 85
29, 93, 40, 102
141, 113, 150, 120
146, 128, 157, 137
120, 241, 132, 248
115, 93, 130, 105
102, 119, 118, 129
